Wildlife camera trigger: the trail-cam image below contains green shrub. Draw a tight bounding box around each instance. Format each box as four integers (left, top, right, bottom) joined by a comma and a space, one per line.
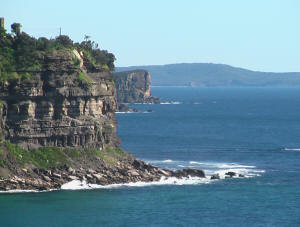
78, 71, 93, 83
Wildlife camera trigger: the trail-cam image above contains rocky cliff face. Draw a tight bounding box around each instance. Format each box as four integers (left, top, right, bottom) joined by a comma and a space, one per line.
0, 50, 119, 151
112, 70, 160, 104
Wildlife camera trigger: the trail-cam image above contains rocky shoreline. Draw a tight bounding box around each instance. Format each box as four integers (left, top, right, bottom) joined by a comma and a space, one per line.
0, 158, 207, 191
0, 155, 246, 192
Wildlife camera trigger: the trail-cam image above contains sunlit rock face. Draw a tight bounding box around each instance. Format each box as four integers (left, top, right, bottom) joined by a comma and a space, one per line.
0, 56, 119, 150
112, 70, 160, 104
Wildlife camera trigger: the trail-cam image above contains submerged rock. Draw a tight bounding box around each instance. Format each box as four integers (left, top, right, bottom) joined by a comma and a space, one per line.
173, 168, 205, 178
210, 174, 220, 180
225, 172, 236, 178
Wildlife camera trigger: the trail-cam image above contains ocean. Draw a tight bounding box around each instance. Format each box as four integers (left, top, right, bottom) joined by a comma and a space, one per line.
1, 87, 300, 226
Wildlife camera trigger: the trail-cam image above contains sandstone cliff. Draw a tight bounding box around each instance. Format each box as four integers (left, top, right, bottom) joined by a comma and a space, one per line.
0, 50, 119, 151
112, 70, 160, 104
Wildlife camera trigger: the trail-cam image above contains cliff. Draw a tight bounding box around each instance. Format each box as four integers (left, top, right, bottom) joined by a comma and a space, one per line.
0, 51, 118, 151
112, 70, 160, 104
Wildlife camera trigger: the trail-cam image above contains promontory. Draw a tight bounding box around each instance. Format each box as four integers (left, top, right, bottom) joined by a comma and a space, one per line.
0, 21, 205, 191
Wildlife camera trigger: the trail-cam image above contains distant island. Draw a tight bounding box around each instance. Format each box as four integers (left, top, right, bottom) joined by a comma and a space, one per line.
116, 63, 300, 87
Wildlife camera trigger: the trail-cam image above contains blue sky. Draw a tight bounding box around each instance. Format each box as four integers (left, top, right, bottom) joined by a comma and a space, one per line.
2, 0, 300, 72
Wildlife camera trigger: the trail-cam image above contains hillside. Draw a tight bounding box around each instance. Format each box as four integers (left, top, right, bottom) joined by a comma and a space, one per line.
116, 63, 300, 87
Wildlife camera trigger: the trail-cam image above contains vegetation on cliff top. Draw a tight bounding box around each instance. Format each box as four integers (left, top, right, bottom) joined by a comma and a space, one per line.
0, 22, 115, 82
0, 141, 129, 171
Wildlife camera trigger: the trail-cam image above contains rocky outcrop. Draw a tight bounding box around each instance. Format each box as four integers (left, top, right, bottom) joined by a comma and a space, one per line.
0, 155, 206, 191
112, 70, 160, 104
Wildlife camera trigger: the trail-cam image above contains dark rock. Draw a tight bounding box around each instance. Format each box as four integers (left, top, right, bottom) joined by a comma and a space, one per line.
132, 159, 143, 169
117, 103, 131, 112
173, 168, 205, 178
238, 174, 245, 177
210, 174, 220, 180
225, 172, 236, 178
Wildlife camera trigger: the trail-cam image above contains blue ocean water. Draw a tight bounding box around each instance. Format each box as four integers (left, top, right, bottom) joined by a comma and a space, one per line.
1, 87, 300, 226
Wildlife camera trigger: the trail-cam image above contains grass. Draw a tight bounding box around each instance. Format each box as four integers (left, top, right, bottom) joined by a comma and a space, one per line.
78, 71, 93, 83
107, 146, 127, 158
0, 141, 128, 169
0, 159, 6, 168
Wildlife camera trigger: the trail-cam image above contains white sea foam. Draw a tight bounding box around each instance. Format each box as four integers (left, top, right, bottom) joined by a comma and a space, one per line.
60, 159, 265, 191
157, 160, 264, 180
188, 161, 255, 169
0, 189, 39, 193
284, 148, 300, 151
178, 165, 186, 168
115, 112, 134, 114
115, 111, 151, 114
61, 176, 211, 191
189, 161, 205, 165
160, 101, 182, 105
0, 188, 58, 194
217, 163, 256, 169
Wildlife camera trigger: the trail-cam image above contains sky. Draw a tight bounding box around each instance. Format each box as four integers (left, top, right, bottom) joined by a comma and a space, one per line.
1, 0, 300, 72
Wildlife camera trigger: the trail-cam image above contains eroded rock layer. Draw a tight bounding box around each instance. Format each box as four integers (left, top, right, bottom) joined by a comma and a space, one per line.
0, 69, 119, 150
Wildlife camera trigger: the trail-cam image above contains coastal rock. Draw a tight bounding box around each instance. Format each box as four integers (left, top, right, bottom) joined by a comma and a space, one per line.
225, 172, 236, 178
128, 170, 140, 176
52, 173, 62, 178
68, 176, 78, 180
210, 174, 220, 180
158, 169, 172, 176
43, 175, 52, 182
112, 70, 160, 105
92, 174, 103, 181
173, 168, 205, 178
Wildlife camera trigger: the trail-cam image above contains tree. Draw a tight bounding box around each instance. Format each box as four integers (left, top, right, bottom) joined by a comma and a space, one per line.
11, 23, 21, 36
84, 35, 90, 42
55, 35, 73, 49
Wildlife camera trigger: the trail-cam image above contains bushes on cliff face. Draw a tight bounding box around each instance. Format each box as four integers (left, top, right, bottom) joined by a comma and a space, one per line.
0, 22, 116, 82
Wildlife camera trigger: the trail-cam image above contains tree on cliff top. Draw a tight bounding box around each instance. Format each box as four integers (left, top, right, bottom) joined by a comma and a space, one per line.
11, 23, 21, 36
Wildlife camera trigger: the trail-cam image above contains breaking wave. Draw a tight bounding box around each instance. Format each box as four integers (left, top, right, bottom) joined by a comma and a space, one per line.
60, 159, 265, 190
284, 148, 300, 151
148, 159, 264, 180
61, 176, 210, 190
160, 101, 182, 105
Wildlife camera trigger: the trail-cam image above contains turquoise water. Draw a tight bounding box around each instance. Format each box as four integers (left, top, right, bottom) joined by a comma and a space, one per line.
1, 87, 300, 226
